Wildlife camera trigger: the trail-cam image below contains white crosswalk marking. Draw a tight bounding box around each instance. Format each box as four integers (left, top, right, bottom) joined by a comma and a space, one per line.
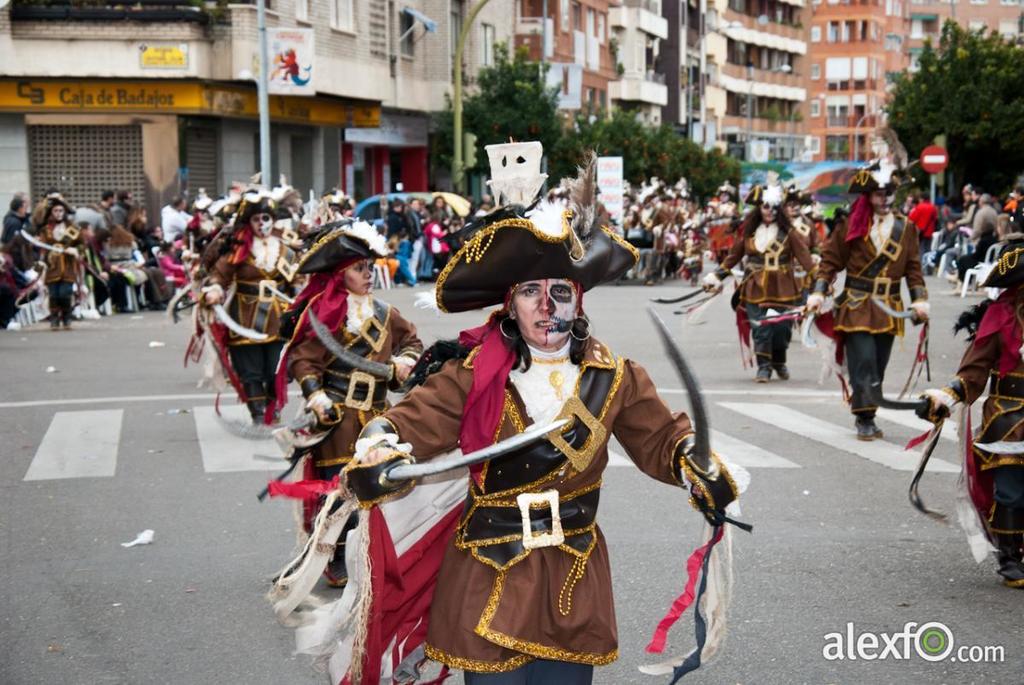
192, 405, 284, 473
606, 428, 799, 469
710, 429, 800, 468
718, 402, 959, 473
875, 408, 957, 442
24, 409, 123, 481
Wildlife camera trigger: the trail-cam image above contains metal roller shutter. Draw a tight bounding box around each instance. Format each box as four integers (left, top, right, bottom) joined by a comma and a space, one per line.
27, 124, 146, 208
183, 124, 220, 196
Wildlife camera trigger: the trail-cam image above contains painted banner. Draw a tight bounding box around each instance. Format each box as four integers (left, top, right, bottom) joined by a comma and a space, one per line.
268, 28, 315, 96
596, 156, 624, 226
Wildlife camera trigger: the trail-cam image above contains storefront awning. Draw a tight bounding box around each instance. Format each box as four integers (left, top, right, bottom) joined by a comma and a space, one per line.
0, 79, 381, 128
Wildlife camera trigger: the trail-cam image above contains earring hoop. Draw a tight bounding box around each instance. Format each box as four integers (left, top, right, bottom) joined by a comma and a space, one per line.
499, 318, 519, 340
570, 316, 591, 341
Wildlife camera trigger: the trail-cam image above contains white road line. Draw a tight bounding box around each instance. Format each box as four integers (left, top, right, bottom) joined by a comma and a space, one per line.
710, 429, 800, 468
24, 409, 122, 481
875, 408, 956, 442
718, 402, 959, 473
192, 405, 284, 473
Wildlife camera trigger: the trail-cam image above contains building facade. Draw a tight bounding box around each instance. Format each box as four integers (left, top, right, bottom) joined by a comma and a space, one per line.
906, 0, 1022, 69
0, 0, 511, 214
515, 0, 622, 114
609, 0, 669, 124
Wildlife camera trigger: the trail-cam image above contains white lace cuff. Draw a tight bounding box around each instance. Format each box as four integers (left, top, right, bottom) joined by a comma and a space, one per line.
353, 433, 413, 463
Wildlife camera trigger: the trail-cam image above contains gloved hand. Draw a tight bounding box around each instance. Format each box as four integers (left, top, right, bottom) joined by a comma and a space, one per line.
917, 388, 955, 422
202, 284, 224, 305
64, 247, 79, 258
345, 451, 415, 506
306, 389, 340, 426
910, 301, 930, 323
805, 292, 825, 313
701, 271, 723, 293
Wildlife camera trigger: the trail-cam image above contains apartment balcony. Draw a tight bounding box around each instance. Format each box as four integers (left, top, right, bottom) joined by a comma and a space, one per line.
609, 1, 668, 40
721, 9, 806, 48
722, 113, 804, 136
722, 62, 804, 88
610, 71, 668, 106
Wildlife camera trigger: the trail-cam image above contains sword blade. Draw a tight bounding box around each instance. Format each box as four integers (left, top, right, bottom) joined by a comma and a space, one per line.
217, 412, 314, 440
213, 303, 269, 341
870, 381, 928, 412
307, 308, 394, 380
651, 289, 707, 305
871, 297, 916, 320
974, 441, 1024, 454
800, 313, 818, 349
647, 308, 713, 475
385, 418, 569, 482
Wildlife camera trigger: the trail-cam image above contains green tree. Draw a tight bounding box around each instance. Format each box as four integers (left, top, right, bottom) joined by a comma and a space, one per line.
433, 44, 561, 179
888, 22, 1024, 194
550, 108, 740, 200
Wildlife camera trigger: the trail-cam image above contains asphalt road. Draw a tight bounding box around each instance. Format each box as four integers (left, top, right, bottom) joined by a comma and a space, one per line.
1, 276, 1021, 685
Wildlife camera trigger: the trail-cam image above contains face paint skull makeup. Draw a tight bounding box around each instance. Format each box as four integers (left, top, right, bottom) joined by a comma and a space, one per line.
254, 213, 274, 237
510, 278, 579, 352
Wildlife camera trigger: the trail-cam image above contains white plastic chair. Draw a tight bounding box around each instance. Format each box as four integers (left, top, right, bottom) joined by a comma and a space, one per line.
961, 243, 1002, 297
372, 261, 392, 290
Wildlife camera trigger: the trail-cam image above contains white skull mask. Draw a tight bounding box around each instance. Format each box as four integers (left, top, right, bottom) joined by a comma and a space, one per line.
485, 141, 548, 207
254, 213, 274, 237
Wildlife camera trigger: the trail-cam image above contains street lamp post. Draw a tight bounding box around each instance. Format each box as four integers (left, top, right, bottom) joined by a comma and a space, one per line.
746, 62, 753, 160
453, 0, 496, 195
256, 0, 271, 185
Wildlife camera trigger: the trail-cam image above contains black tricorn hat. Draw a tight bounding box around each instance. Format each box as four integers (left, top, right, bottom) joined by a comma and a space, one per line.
981, 235, 1024, 288
434, 204, 638, 313
297, 220, 388, 274
847, 160, 904, 194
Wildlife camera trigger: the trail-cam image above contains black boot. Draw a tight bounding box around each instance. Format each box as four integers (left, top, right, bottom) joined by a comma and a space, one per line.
242, 382, 267, 424
61, 302, 73, 329
754, 344, 772, 383
323, 508, 359, 588
49, 310, 61, 330
995, 533, 1024, 588
855, 415, 883, 441
772, 347, 790, 380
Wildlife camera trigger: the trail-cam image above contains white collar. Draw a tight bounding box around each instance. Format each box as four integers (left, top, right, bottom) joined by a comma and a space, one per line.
527, 341, 571, 361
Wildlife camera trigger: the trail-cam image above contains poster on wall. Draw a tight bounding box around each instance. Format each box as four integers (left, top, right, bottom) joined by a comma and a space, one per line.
596, 156, 624, 226
267, 28, 315, 96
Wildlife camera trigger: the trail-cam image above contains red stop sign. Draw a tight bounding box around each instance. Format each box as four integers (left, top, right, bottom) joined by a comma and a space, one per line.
920, 145, 948, 174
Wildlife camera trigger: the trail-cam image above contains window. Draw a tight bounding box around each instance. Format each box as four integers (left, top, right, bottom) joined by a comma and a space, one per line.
811, 63, 820, 79
400, 10, 415, 56
1000, 20, 1018, 36
910, 19, 923, 38
561, 0, 570, 30
810, 99, 821, 117
969, 19, 986, 30
572, 1, 582, 30
970, 0, 987, 4
295, 0, 308, 22
597, 12, 606, 43
826, 135, 850, 160
1000, 0, 1018, 5
331, 0, 353, 31
809, 136, 822, 154
482, 23, 496, 66
827, 21, 839, 42
811, 26, 822, 41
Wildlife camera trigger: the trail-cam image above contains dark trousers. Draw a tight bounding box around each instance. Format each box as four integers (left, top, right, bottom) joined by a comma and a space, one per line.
957, 234, 997, 282
992, 466, 1024, 534
463, 659, 594, 685
47, 281, 74, 323
746, 303, 792, 368
845, 332, 895, 418
228, 341, 285, 399
0, 284, 16, 328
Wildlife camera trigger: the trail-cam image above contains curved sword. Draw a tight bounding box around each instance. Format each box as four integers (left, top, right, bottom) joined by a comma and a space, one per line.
20, 229, 66, 254
800, 312, 818, 349
216, 411, 315, 440
647, 307, 714, 477
212, 303, 269, 341
651, 288, 708, 305
869, 381, 929, 413
307, 308, 394, 380
871, 296, 920, 322
383, 419, 568, 483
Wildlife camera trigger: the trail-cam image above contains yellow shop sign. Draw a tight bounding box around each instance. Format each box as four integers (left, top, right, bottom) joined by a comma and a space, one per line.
139, 44, 189, 69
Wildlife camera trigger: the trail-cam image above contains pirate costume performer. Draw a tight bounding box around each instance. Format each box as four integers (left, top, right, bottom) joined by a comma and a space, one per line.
919, 237, 1024, 588
702, 180, 815, 382
784, 184, 820, 296
269, 144, 746, 685
806, 156, 929, 440
202, 188, 303, 423
274, 220, 422, 586
34, 194, 83, 330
